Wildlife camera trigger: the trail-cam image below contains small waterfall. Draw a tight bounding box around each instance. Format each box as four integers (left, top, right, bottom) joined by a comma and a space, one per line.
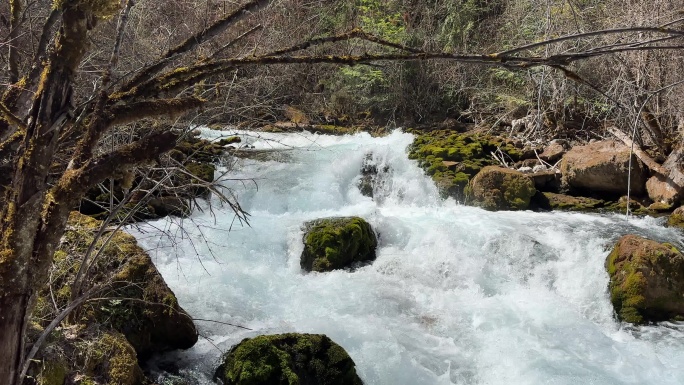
131, 128, 684, 385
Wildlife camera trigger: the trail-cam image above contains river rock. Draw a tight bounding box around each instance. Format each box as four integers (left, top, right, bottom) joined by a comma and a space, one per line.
357, 153, 390, 199
469, 166, 536, 210
560, 140, 647, 196
214, 333, 363, 385
43, 212, 198, 360
407, 130, 529, 200
301, 217, 377, 272
31, 326, 145, 385
605, 234, 684, 324
539, 140, 567, 164
148, 195, 191, 217
646, 174, 680, 205
530, 170, 561, 192
668, 206, 684, 229
534, 192, 605, 211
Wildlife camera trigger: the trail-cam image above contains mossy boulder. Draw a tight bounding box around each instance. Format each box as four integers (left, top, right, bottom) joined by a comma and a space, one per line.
408, 130, 531, 200
214, 333, 363, 385
301, 217, 377, 272
185, 162, 215, 183
38, 212, 198, 360
605, 234, 684, 324
667, 206, 684, 229
469, 166, 536, 210
175, 134, 226, 164
31, 325, 145, 385
534, 192, 606, 211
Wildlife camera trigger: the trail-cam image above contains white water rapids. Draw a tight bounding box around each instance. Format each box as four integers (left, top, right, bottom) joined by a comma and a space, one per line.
130, 129, 684, 385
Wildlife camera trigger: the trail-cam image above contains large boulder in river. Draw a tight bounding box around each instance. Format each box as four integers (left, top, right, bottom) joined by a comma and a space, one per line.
469, 166, 536, 210
605, 234, 684, 324
561, 140, 647, 196
301, 217, 377, 272
214, 333, 363, 385
40, 212, 198, 360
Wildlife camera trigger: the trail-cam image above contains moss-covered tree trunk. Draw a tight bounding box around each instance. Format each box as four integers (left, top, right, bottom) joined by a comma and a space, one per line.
0, 4, 87, 383
0, 3, 178, 384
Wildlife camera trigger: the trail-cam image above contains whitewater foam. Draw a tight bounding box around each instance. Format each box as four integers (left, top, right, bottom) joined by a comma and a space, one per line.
131, 129, 684, 385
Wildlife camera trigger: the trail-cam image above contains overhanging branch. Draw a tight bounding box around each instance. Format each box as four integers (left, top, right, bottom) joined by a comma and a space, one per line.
108, 97, 204, 126
57, 130, 180, 197
121, 0, 272, 90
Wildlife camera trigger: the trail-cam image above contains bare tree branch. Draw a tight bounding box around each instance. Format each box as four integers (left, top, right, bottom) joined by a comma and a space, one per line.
122, 0, 273, 90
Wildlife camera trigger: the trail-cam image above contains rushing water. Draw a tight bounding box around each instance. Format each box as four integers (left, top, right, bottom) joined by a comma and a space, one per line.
130, 129, 684, 385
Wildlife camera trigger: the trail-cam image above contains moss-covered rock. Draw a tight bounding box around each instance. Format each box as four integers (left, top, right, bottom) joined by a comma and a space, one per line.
667, 206, 684, 229
185, 162, 215, 183
214, 333, 363, 385
183, 161, 216, 198
408, 130, 533, 200
31, 325, 146, 385
605, 234, 684, 324
469, 166, 536, 211
301, 217, 377, 272
41, 212, 198, 360
90, 331, 146, 385
175, 134, 226, 164
218, 136, 242, 146
536, 192, 606, 211
603, 196, 653, 216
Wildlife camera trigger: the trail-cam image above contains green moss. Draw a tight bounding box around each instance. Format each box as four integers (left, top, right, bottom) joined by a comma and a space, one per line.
38, 359, 67, 385
40, 212, 197, 360
541, 193, 605, 211
606, 235, 684, 324
470, 166, 536, 211
667, 212, 684, 229
97, 333, 143, 385
301, 217, 377, 272
185, 162, 215, 183
218, 136, 242, 146
215, 333, 362, 385
408, 130, 525, 200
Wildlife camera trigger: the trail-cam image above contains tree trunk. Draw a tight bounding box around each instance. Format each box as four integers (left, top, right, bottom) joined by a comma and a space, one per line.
0, 294, 29, 385
0, 5, 91, 383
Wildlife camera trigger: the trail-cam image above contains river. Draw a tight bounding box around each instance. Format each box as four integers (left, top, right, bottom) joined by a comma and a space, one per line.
129, 128, 684, 385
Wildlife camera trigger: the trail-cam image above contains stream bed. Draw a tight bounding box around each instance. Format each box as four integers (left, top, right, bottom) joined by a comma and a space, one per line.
129, 129, 684, 385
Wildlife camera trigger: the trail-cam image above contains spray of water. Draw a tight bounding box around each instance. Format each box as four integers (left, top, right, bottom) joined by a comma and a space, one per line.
130, 129, 684, 385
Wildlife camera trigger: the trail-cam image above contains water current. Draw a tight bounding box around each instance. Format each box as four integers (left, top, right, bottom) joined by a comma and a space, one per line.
129, 128, 684, 385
